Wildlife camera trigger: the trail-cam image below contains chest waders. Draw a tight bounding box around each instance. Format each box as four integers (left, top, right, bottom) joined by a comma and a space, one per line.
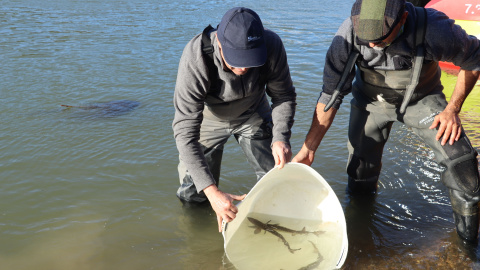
342, 8, 480, 243
325, 7, 432, 113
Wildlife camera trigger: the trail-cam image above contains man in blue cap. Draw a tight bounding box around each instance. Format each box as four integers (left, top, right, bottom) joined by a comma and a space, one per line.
293, 0, 480, 243
173, 7, 296, 231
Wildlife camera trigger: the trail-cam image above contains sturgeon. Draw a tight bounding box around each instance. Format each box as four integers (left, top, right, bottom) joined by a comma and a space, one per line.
60, 100, 140, 117
298, 241, 324, 270
247, 217, 301, 254
248, 217, 324, 237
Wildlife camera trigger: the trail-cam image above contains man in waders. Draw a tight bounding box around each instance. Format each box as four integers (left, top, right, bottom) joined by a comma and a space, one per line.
173, 7, 296, 231
293, 0, 480, 243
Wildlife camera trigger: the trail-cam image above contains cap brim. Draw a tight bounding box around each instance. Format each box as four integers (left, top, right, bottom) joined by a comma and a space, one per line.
222, 44, 267, 68
355, 36, 371, 45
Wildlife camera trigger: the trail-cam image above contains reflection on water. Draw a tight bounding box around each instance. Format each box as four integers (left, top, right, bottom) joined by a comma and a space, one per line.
1, 0, 480, 269
175, 202, 230, 270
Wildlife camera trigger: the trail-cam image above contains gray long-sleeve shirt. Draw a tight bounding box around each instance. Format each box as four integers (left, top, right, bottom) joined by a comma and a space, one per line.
319, 3, 480, 109
172, 29, 296, 193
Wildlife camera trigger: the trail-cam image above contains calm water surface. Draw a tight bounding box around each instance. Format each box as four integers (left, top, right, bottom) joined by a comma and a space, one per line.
1, 0, 480, 269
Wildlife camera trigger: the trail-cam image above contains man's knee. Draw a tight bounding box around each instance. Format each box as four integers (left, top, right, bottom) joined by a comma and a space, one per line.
176, 145, 223, 203
177, 162, 209, 204
346, 154, 382, 195
176, 174, 208, 204
347, 154, 382, 179
440, 137, 480, 195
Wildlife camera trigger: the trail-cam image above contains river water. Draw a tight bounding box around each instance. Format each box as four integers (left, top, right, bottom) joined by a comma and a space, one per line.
1, 0, 480, 269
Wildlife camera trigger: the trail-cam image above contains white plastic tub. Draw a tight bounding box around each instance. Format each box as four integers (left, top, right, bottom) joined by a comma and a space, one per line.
222, 163, 348, 270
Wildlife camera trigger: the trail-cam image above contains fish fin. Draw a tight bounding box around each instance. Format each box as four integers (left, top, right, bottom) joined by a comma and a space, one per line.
254, 228, 261, 234
314, 230, 325, 236
292, 227, 306, 236
290, 247, 302, 254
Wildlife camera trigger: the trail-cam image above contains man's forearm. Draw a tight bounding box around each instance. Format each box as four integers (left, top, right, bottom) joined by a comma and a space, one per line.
303, 102, 337, 152
447, 69, 480, 113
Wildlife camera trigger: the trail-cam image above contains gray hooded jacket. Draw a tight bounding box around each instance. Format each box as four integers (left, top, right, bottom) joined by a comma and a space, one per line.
173, 29, 296, 192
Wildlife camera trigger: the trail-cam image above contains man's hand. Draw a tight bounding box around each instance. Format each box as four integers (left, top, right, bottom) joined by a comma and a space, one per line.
203, 185, 246, 232
428, 69, 480, 146
429, 107, 462, 146
292, 147, 315, 166
272, 141, 292, 169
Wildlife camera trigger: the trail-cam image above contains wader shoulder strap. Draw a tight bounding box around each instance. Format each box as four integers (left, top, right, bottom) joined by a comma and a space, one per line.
324, 49, 359, 112
399, 7, 427, 114
201, 25, 218, 88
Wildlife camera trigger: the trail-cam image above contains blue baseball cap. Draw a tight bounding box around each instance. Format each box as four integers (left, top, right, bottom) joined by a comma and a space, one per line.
217, 7, 267, 68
